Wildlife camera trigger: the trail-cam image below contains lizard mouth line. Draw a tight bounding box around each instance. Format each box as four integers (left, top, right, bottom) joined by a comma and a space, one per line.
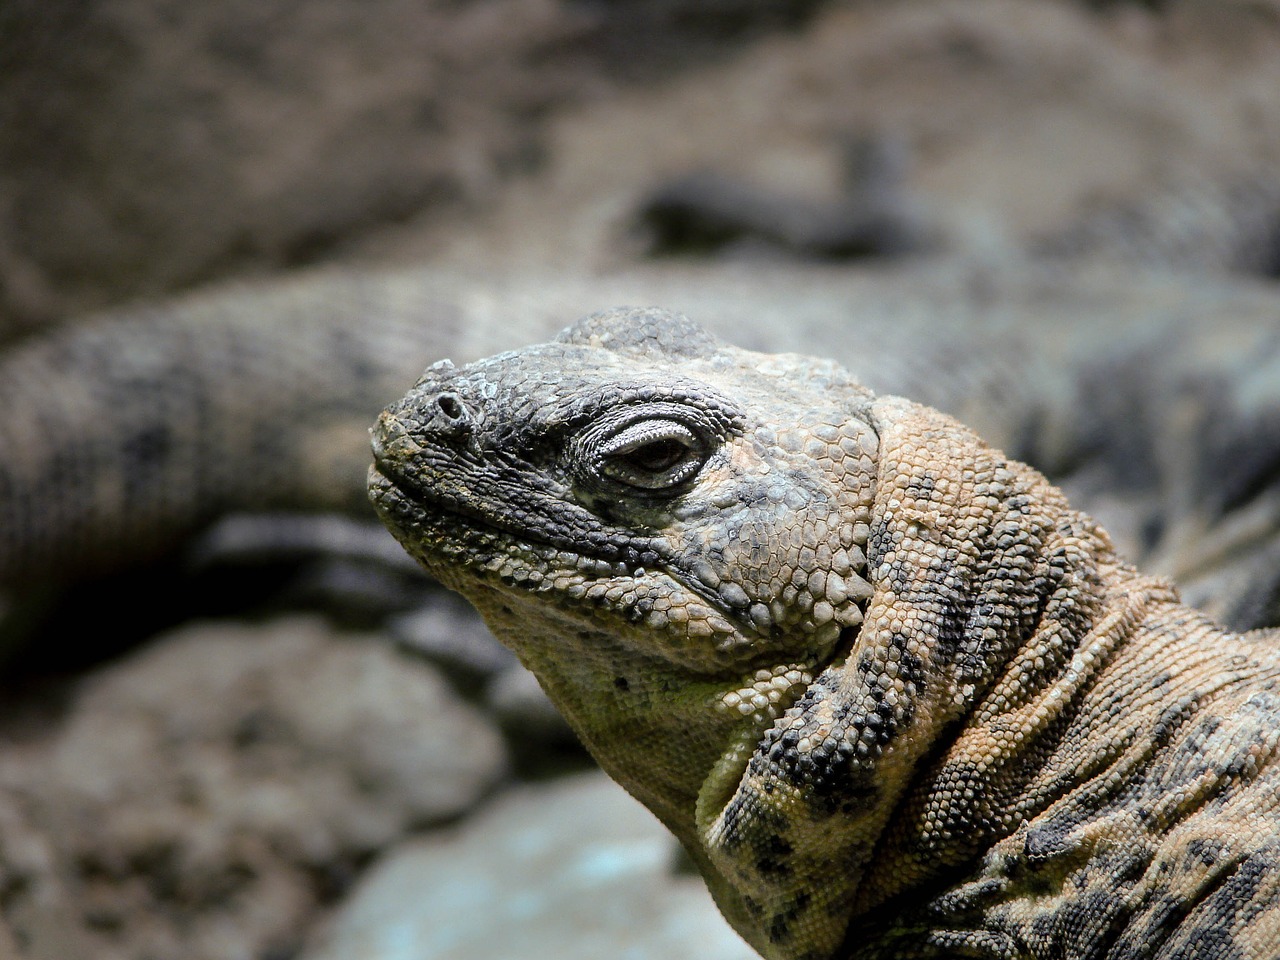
370, 461, 572, 558
371, 462, 682, 580
371, 462, 808, 642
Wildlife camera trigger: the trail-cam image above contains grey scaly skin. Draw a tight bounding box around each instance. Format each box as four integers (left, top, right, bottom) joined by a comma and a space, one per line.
1034, 170, 1280, 279
370, 310, 1280, 960
0, 269, 473, 587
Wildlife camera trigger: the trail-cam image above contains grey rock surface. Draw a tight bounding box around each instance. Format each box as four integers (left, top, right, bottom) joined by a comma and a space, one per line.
0, 616, 507, 960
485, 660, 578, 746
389, 590, 518, 684
302, 771, 756, 960
0, 0, 833, 332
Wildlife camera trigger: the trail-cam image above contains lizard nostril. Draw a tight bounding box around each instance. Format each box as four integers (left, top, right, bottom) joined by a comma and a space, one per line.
431, 391, 473, 437
436, 392, 467, 422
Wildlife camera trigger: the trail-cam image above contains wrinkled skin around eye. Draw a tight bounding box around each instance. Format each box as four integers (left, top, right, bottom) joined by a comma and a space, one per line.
598, 419, 707, 489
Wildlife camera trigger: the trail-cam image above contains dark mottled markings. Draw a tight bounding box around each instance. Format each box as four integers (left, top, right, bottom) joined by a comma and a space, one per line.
759, 676, 895, 816
754, 834, 794, 877
765, 891, 812, 944
718, 795, 790, 855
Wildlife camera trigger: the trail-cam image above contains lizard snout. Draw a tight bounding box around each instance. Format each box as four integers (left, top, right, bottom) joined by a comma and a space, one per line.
368, 408, 420, 472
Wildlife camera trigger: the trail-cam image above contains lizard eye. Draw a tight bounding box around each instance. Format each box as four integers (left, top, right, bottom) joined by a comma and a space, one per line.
625, 437, 686, 472
598, 419, 707, 490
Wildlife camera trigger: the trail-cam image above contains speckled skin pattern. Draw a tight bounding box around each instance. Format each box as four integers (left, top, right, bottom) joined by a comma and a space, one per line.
0, 271, 461, 585
372, 309, 1280, 959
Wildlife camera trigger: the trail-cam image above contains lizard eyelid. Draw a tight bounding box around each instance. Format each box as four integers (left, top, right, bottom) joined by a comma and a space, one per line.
597, 419, 707, 490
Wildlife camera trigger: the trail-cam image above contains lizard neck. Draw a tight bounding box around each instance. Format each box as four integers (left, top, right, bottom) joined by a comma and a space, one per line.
857, 558, 1181, 912
685, 405, 1148, 960
842, 570, 1280, 959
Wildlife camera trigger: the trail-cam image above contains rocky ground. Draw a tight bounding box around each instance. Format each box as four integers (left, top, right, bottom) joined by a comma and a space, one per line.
3, 1, 1280, 958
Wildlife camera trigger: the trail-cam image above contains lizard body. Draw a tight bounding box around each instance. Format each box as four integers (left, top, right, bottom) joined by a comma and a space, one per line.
370, 310, 1280, 959
0, 271, 463, 584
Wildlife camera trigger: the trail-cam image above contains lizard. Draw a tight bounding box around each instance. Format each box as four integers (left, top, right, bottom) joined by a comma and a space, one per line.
4, 256, 1280, 672
369, 308, 1280, 960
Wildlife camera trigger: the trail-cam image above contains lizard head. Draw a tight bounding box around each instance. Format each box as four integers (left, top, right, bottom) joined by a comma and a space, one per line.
369, 308, 876, 786
369, 308, 1107, 959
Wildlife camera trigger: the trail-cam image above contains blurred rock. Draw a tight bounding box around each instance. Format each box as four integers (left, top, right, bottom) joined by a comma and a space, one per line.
301, 771, 756, 960
389, 592, 518, 688
0, 0, 835, 333
0, 616, 507, 960
485, 662, 579, 749
636, 135, 933, 261
391, 592, 581, 756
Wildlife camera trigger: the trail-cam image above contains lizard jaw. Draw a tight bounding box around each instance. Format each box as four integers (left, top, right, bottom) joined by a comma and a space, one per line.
371, 461, 832, 676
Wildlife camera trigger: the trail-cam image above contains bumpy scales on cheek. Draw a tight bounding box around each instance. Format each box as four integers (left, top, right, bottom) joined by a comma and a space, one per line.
687, 414, 877, 654
371, 310, 1280, 960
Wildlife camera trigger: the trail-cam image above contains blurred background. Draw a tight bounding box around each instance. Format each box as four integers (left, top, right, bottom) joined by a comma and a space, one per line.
2, 2, 1280, 958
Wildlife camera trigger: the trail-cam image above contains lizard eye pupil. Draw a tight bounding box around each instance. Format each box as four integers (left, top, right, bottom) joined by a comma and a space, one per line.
596, 418, 707, 491
624, 438, 686, 473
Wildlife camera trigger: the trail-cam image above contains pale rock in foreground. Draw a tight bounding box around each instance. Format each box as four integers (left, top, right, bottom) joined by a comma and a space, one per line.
303, 772, 756, 960
0, 617, 507, 960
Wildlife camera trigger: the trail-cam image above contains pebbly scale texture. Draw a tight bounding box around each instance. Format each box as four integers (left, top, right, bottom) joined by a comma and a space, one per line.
0, 271, 464, 586
369, 309, 1280, 959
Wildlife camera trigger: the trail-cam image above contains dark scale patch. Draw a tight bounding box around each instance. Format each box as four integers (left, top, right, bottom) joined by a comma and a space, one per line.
1028, 906, 1059, 948
766, 917, 791, 944
1169, 929, 1244, 960
803, 753, 879, 814
888, 569, 914, 599
1005, 492, 1032, 516
765, 892, 812, 944
887, 629, 927, 692
759, 732, 880, 816
731, 478, 778, 510
861, 701, 896, 747
927, 592, 968, 670
1136, 867, 1255, 960
752, 856, 791, 879
754, 844, 794, 877
759, 678, 899, 814
905, 472, 938, 500
717, 793, 790, 854
1022, 821, 1073, 863
1041, 886, 1131, 957
1213, 851, 1273, 913
922, 875, 1011, 924
865, 517, 896, 571
1185, 838, 1225, 869
1146, 697, 1201, 756
1165, 714, 1233, 788
625, 597, 655, 622
1126, 894, 1195, 952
